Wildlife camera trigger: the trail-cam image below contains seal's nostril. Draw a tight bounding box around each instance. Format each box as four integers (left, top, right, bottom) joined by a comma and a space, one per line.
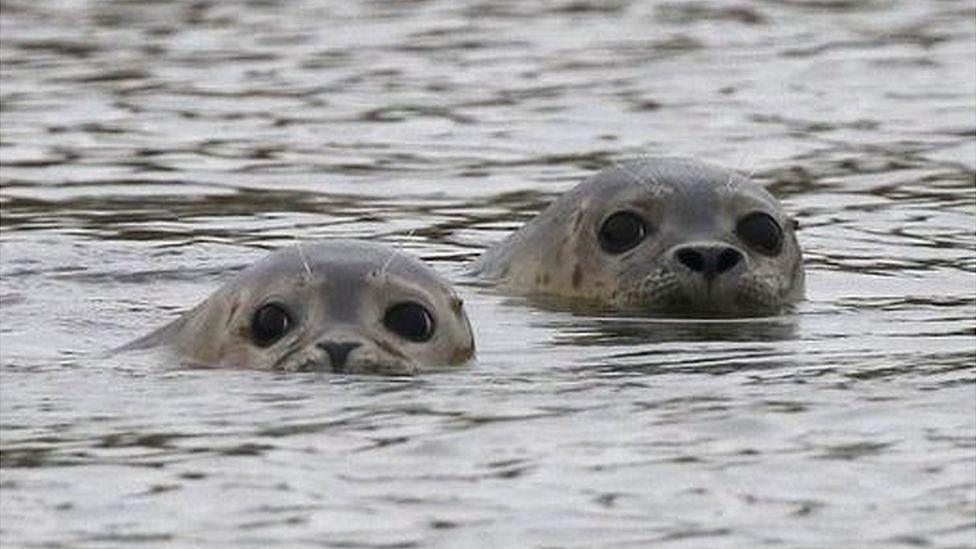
716, 248, 742, 274
674, 245, 744, 278
316, 341, 362, 372
675, 249, 705, 272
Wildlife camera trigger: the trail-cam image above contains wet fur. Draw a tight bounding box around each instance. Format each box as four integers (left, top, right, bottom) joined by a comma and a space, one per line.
472, 157, 805, 316
123, 241, 475, 373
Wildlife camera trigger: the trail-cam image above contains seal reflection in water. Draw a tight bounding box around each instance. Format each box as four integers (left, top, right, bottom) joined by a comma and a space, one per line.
472, 157, 804, 316
125, 241, 475, 374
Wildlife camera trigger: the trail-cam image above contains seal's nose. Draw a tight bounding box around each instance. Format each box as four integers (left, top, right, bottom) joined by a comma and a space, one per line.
316, 341, 362, 372
673, 245, 743, 280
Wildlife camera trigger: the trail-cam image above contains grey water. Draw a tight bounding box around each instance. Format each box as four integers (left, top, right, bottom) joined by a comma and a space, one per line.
1, 0, 974, 547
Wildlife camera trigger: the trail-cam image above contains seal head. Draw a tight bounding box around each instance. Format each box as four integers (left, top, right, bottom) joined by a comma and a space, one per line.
472, 157, 804, 316
126, 241, 475, 374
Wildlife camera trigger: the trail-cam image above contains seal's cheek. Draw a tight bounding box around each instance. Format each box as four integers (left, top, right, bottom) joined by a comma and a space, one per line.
447, 339, 476, 365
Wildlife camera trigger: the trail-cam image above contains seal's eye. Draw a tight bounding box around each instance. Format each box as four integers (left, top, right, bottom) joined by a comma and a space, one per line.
383, 302, 435, 342
737, 212, 783, 256
598, 211, 647, 254
251, 303, 292, 347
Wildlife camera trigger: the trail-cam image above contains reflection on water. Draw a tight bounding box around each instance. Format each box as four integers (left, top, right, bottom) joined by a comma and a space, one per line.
1, 0, 975, 547
552, 315, 799, 346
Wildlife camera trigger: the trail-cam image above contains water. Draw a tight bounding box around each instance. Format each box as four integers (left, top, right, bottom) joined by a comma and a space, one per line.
1, 0, 974, 547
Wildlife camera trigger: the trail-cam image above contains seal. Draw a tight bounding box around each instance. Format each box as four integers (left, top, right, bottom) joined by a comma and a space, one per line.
124, 240, 475, 374
471, 157, 804, 316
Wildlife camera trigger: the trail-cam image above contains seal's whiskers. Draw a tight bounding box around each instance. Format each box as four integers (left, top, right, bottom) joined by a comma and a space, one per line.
295, 242, 314, 282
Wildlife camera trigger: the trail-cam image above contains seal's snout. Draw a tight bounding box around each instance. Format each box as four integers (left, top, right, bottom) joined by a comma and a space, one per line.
672, 244, 744, 280
316, 340, 363, 372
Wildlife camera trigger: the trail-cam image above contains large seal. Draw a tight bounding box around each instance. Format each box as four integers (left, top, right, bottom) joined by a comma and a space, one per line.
124, 240, 475, 374
472, 157, 804, 316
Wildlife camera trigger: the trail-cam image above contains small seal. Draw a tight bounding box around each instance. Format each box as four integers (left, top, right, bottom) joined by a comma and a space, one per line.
471, 157, 804, 315
124, 240, 475, 374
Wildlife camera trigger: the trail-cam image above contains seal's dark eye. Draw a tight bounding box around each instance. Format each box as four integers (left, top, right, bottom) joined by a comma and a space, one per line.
383, 302, 435, 343
251, 303, 292, 347
598, 211, 647, 254
737, 212, 783, 256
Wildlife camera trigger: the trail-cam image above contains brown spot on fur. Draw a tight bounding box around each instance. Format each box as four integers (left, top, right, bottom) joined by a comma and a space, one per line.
450, 341, 475, 365
572, 264, 582, 289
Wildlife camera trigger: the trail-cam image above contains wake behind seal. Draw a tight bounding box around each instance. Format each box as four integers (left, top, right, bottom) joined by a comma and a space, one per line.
123, 240, 476, 374
472, 157, 805, 316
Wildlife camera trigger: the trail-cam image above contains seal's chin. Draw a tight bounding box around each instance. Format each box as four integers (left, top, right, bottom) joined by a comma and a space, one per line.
626, 269, 785, 317
272, 346, 419, 375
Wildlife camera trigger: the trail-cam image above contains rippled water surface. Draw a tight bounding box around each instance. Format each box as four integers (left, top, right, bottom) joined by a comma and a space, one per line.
2, 0, 975, 547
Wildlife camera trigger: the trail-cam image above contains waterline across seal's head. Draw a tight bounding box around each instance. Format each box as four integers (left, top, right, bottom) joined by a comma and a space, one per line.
471, 157, 805, 316
125, 241, 475, 374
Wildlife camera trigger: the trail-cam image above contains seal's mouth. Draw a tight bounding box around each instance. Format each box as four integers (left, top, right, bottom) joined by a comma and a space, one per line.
627, 268, 784, 317
273, 345, 419, 375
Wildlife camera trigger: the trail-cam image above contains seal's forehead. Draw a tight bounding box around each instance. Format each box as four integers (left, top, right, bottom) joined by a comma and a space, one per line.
240, 240, 444, 289
303, 242, 439, 282
595, 157, 743, 195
